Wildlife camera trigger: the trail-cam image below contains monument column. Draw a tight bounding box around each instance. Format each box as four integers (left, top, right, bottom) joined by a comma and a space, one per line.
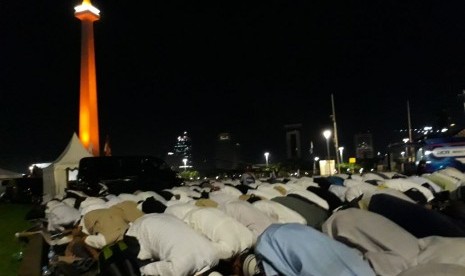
74, 0, 100, 156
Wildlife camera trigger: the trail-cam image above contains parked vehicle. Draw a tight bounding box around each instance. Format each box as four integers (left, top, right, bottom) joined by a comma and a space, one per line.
71, 156, 183, 196
388, 135, 465, 175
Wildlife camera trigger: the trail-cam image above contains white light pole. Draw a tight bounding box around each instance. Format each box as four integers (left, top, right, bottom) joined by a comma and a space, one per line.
182, 158, 187, 171
313, 156, 319, 176
264, 152, 270, 167
323, 130, 331, 160
338, 147, 344, 163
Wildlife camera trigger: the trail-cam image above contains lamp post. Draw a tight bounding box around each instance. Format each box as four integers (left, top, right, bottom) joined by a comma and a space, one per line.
313, 156, 319, 176
264, 152, 270, 167
182, 158, 187, 171
338, 147, 344, 163
323, 130, 331, 160
338, 147, 344, 175
403, 138, 410, 162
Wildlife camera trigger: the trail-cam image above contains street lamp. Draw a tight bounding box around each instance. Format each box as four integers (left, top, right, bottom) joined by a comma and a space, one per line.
323, 130, 332, 160
338, 147, 344, 163
182, 158, 187, 171
264, 152, 270, 167
313, 156, 319, 176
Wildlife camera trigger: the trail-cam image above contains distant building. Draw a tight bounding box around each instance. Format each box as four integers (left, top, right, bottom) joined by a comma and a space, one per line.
214, 133, 241, 170
354, 132, 374, 159
166, 131, 193, 171
285, 124, 302, 159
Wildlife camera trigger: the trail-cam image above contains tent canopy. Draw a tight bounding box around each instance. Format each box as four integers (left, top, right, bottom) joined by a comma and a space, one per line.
0, 168, 23, 180
43, 133, 93, 198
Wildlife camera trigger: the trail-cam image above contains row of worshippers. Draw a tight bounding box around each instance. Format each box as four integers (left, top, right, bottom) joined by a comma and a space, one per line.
33, 165, 465, 275
38, 176, 337, 275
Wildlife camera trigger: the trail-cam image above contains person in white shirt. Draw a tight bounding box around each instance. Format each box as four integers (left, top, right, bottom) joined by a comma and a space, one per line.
250, 197, 307, 225
125, 213, 219, 276
218, 199, 276, 244
166, 202, 254, 260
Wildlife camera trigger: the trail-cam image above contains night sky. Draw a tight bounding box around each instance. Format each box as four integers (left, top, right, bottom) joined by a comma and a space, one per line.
3, 0, 465, 172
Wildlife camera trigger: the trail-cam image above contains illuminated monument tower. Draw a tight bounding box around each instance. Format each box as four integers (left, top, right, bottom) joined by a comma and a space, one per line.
74, 0, 100, 156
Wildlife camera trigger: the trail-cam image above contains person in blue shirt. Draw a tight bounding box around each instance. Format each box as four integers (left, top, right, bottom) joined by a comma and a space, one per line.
254, 223, 376, 276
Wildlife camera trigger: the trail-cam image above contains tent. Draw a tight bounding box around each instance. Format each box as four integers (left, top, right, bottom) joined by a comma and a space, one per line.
0, 168, 23, 180
42, 133, 93, 198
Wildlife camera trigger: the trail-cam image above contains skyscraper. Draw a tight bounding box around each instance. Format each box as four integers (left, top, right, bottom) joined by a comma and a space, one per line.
285, 124, 302, 160
355, 132, 374, 159
215, 132, 241, 170
174, 131, 193, 169
74, 0, 100, 156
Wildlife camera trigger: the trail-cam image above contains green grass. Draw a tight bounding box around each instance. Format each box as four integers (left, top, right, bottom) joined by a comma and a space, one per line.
0, 203, 34, 276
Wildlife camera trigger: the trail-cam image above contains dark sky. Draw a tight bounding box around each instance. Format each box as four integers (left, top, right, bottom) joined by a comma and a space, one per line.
3, 0, 465, 171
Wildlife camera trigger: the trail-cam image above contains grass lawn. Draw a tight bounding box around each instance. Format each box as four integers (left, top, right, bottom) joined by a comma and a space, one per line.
0, 203, 34, 276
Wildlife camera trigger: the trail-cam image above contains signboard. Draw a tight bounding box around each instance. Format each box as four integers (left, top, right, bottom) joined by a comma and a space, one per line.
349, 157, 356, 164
431, 146, 465, 158
319, 160, 335, 176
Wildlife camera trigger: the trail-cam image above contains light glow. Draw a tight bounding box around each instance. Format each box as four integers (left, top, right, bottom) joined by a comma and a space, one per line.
74, 1, 100, 16
323, 130, 331, 139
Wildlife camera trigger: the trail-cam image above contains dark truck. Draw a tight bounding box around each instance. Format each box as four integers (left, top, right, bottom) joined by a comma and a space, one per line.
70, 155, 182, 196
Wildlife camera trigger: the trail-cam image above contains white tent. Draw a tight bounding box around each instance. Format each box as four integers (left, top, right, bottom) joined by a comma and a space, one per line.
42, 133, 93, 198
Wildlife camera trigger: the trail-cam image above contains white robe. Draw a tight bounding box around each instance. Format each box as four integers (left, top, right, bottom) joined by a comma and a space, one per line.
126, 213, 219, 276
219, 200, 276, 244
182, 207, 254, 259
252, 199, 307, 225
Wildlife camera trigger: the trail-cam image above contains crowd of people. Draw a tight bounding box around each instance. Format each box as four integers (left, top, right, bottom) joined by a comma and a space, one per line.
21, 166, 465, 276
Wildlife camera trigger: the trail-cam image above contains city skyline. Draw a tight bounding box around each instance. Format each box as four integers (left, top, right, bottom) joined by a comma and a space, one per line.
2, 1, 465, 172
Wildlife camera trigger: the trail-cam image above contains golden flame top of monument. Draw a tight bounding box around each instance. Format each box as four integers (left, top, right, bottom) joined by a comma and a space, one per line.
74, 0, 100, 16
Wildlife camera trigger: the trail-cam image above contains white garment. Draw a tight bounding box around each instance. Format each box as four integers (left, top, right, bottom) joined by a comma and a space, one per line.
219, 200, 276, 244
84, 232, 106, 249
252, 199, 307, 225
135, 191, 168, 204
417, 236, 465, 266
293, 176, 319, 189
218, 185, 243, 197
165, 202, 199, 220
287, 189, 329, 210
345, 182, 415, 209
381, 178, 435, 202
104, 194, 124, 207
344, 181, 377, 202
126, 213, 219, 276
280, 183, 307, 191
437, 167, 465, 182
362, 172, 386, 182
79, 197, 107, 212
208, 190, 239, 205
61, 197, 76, 208
328, 185, 347, 202
171, 186, 203, 198
117, 193, 141, 203
80, 203, 108, 216
46, 202, 81, 232
406, 176, 443, 193
424, 172, 462, 191
247, 185, 283, 199
182, 207, 254, 260
323, 208, 465, 276
343, 178, 366, 188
